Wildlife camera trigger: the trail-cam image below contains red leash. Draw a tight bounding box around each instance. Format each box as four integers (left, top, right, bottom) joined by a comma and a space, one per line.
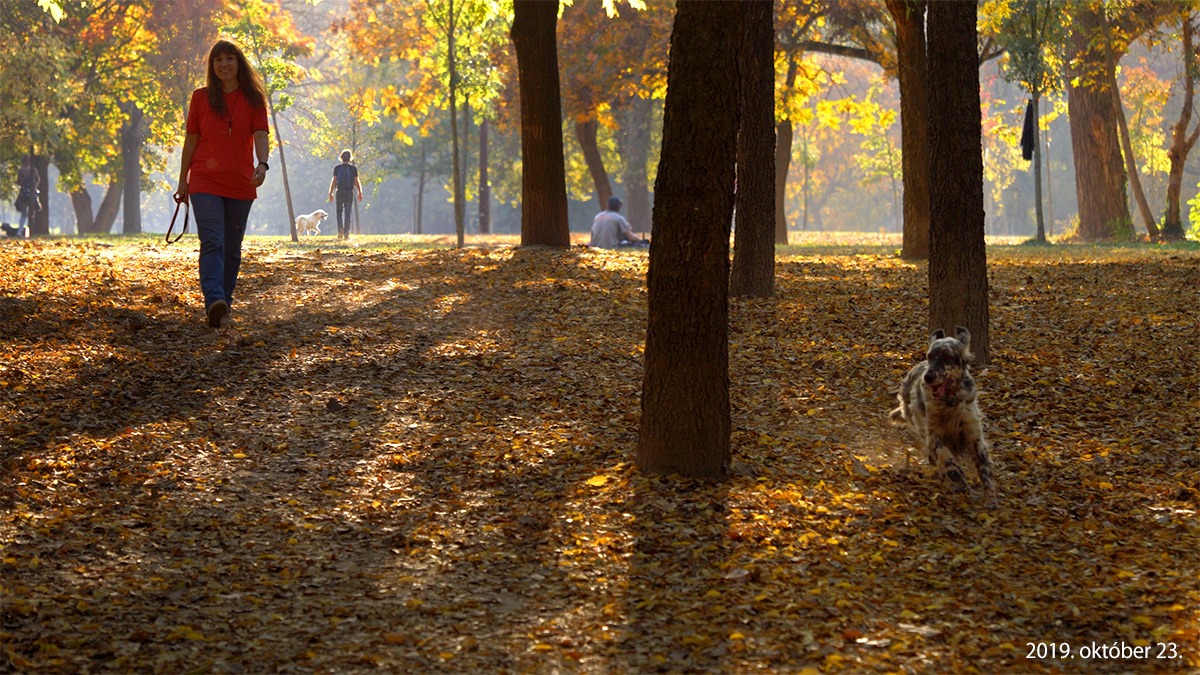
165, 194, 189, 244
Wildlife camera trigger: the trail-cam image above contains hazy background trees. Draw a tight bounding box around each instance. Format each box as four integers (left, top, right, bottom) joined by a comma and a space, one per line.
2, 0, 1198, 243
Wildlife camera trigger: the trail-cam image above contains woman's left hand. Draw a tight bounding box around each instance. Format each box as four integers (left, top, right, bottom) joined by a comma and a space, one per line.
252, 165, 266, 187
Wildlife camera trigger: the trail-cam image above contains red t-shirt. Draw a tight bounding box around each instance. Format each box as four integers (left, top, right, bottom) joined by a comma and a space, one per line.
185, 87, 269, 200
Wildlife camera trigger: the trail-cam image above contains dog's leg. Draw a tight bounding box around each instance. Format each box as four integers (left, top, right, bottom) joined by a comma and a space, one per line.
973, 438, 997, 504
932, 440, 970, 493
924, 432, 938, 467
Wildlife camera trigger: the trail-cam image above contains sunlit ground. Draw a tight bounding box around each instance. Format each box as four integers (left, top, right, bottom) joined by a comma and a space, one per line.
0, 236, 1196, 672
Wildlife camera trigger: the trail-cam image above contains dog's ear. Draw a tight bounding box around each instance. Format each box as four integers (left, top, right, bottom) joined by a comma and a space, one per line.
930, 329, 945, 343
955, 326, 971, 347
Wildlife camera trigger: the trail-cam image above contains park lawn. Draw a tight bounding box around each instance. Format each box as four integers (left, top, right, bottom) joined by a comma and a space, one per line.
0, 236, 1197, 673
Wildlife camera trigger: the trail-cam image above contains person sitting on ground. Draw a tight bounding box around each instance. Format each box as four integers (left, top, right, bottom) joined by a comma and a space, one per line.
589, 196, 645, 249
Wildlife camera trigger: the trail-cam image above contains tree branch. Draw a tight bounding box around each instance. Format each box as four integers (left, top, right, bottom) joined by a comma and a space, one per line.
796, 40, 880, 66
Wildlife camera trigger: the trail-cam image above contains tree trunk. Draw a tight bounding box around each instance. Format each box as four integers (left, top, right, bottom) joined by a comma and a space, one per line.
31, 156, 50, 237
268, 104, 297, 242
800, 130, 809, 230
96, 179, 122, 234
449, 1, 466, 248
463, 101, 473, 230
637, 0, 742, 480
887, 0, 930, 260
927, 0, 990, 364
1104, 24, 1159, 240
730, 0, 775, 298
1044, 119, 1055, 236
775, 120, 793, 240
1067, 6, 1130, 241
617, 96, 654, 235
121, 103, 143, 235
773, 56, 799, 245
479, 118, 491, 234
1032, 94, 1047, 242
1163, 10, 1198, 241
575, 117, 613, 209
72, 190, 96, 234
416, 138, 426, 235
511, 0, 571, 247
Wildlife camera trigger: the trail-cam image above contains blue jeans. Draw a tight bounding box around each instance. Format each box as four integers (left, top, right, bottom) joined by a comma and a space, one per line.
191, 193, 253, 310
335, 189, 354, 235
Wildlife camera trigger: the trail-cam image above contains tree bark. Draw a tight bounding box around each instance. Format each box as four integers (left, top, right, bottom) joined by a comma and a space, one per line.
1104, 23, 1159, 240
268, 103, 297, 242
775, 119, 793, 241
511, 0, 571, 247
72, 190, 96, 234
637, 0, 741, 480
416, 138, 426, 235
773, 56, 799, 245
1163, 10, 1198, 241
1066, 6, 1130, 241
730, 0, 775, 298
575, 117, 613, 209
1032, 94, 1047, 242
479, 118, 491, 234
1044, 117, 1055, 236
449, 0, 466, 248
617, 96, 654, 235
927, 0, 990, 364
30, 156, 50, 237
94, 179, 122, 234
120, 103, 143, 235
73, 180, 122, 235
886, 0, 930, 260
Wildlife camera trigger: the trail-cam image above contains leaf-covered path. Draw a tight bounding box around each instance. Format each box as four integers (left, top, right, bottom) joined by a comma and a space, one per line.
2, 239, 1197, 672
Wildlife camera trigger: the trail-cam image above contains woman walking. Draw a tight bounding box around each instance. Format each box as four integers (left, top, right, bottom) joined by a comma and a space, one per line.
175, 39, 271, 328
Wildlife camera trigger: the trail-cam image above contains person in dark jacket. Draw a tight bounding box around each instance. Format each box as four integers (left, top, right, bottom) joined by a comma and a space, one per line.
327, 150, 363, 240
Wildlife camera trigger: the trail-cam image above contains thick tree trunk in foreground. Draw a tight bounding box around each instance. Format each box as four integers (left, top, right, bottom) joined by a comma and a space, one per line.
927, 0, 990, 364
637, 0, 742, 479
512, 0, 571, 247
730, 0, 776, 298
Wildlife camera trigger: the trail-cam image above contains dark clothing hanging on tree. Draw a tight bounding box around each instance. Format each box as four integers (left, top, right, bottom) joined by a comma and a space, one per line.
1020, 99, 1035, 161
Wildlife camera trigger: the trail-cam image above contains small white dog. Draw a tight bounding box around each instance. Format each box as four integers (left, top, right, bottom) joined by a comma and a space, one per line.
296, 209, 328, 236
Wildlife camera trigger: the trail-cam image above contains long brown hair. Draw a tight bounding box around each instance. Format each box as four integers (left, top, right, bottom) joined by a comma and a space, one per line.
205, 39, 267, 116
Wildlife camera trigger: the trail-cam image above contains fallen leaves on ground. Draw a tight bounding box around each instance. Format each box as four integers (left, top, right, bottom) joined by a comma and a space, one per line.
0, 237, 1197, 673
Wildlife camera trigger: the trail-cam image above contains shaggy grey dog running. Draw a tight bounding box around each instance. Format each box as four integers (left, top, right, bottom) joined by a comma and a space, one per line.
891, 327, 997, 503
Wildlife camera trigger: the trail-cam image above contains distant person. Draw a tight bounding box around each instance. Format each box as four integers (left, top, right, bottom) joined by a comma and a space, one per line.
15, 155, 40, 238
328, 150, 363, 240
174, 39, 271, 329
590, 196, 645, 249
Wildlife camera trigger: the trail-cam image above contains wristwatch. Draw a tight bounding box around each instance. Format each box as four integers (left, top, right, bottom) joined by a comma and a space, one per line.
258, 161, 269, 171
